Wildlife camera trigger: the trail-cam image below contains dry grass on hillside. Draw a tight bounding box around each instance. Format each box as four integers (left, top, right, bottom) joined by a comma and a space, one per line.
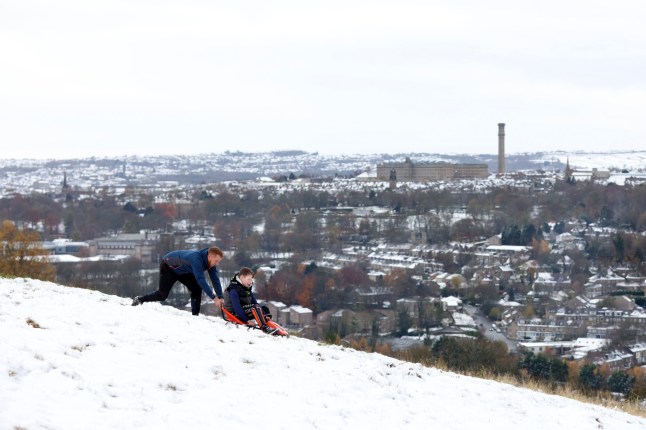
435, 363, 646, 419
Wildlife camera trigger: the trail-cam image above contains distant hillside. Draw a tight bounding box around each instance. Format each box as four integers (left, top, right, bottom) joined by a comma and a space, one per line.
1, 150, 644, 187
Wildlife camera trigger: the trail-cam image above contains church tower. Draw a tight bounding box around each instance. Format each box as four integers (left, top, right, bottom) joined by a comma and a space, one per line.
564, 157, 573, 182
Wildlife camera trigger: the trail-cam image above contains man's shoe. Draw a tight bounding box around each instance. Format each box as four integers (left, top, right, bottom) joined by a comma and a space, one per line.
131, 296, 143, 306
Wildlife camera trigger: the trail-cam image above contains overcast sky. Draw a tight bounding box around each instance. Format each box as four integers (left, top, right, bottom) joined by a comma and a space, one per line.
2, 1, 645, 159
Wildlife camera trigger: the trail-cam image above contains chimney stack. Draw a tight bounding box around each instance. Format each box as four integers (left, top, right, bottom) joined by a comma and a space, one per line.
498, 123, 505, 174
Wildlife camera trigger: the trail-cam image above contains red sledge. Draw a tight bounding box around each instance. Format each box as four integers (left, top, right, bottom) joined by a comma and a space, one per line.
221, 307, 289, 337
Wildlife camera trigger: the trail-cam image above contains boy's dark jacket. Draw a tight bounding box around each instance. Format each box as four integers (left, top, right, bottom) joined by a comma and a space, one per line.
224, 274, 258, 322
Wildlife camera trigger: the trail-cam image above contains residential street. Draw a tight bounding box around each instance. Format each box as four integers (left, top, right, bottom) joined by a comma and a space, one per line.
464, 304, 518, 352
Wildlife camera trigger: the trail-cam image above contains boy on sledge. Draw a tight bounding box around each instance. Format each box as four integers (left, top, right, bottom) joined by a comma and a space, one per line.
223, 267, 278, 335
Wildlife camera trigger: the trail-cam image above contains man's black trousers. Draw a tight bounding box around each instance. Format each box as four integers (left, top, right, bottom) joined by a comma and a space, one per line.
140, 262, 203, 315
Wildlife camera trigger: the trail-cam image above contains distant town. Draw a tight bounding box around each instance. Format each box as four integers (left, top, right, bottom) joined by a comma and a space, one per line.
4, 149, 646, 381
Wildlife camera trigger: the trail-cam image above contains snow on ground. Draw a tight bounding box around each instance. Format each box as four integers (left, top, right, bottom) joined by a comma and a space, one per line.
535, 150, 646, 171
2, 278, 646, 430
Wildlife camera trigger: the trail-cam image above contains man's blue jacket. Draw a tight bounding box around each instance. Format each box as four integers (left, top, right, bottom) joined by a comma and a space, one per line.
161, 248, 223, 299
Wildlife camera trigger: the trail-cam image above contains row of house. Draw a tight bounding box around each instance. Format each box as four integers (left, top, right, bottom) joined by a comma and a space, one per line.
243, 295, 467, 341
40, 212, 646, 364
519, 340, 646, 372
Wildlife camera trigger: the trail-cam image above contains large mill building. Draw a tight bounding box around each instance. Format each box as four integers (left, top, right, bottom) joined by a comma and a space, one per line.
376, 157, 489, 182
376, 123, 506, 182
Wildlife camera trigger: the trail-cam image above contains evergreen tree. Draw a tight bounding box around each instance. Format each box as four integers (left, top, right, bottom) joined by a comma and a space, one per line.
607, 371, 634, 395
553, 221, 565, 234
519, 352, 568, 384
520, 223, 537, 246
396, 310, 413, 337
579, 363, 603, 392
550, 357, 569, 383
501, 224, 521, 245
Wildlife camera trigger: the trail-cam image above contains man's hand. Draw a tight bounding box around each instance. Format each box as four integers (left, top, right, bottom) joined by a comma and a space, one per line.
213, 297, 224, 309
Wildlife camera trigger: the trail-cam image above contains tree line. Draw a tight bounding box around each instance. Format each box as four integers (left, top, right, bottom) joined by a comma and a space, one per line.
4, 177, 646, 244
350, 333, 646, 402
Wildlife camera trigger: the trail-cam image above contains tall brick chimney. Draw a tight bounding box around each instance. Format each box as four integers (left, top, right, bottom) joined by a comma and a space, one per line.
498, 123, 505, 174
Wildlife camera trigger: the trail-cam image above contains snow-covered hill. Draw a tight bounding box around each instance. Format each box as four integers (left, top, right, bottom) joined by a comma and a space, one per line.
2, 278, 646, 430
532, 150, 646, 171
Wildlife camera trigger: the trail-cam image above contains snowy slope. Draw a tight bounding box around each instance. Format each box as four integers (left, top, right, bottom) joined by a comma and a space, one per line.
2, 278, 646, 430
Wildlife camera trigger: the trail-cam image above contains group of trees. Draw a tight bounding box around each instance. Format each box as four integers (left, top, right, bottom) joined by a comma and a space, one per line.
257, 262, 373, 313
0, 220, 55, 281
55, 258, 147, 298
390, 334, 646, 401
